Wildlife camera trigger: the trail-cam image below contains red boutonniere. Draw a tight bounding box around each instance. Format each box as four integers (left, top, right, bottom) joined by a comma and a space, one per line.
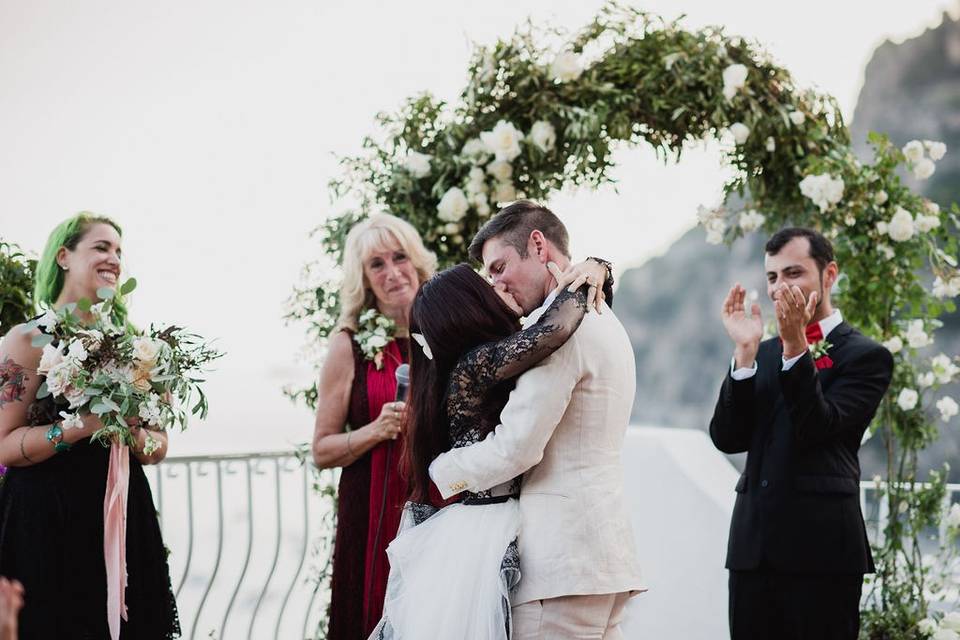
809, 339, 834, 369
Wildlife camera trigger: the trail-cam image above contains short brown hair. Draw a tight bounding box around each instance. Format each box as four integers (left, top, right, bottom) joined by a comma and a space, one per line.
468, 200, 570, 263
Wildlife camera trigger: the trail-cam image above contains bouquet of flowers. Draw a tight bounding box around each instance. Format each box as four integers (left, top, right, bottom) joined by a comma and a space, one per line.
25, 278, 221, 451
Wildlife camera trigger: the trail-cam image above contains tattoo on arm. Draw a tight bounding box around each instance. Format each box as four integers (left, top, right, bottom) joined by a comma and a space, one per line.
0, 357, 28, 408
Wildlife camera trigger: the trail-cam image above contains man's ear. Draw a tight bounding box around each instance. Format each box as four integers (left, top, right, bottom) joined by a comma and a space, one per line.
823, 262, 839, 290
529, 230, 548, 264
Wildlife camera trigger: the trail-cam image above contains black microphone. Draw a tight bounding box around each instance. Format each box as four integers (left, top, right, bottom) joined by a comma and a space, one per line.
395, 363, 410, 402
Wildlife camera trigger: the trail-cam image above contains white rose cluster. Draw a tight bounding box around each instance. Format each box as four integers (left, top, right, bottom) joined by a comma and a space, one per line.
931, 354, 960, 385
738, 210, 765, 233
697, 205, 727, 245
885, 207, 915, 242
550, 51, 583, 82
902, 139, 946, 181
402, 151, 432, 179
905, 319, 933, 349
799, 173, 844, 212
937, 396, 959, 423
437, 187, 469, 223
932, 275, 960, 299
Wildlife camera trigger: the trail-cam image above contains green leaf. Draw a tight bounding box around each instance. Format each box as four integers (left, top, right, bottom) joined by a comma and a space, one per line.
31, 333, 54, 348
35, 381, 50, 399
90, 402, 110, 415
76, 298, 92, 312
120, 278, 137, 295
96, 287, 115, 299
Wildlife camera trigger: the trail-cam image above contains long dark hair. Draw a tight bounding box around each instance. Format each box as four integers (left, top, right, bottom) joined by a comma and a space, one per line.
403, 264, 521, 503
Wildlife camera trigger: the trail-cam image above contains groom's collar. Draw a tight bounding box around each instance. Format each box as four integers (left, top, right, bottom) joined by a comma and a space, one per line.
520, 290, 559, 330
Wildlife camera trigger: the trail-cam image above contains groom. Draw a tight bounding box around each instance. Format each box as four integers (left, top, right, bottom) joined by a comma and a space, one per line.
430, 200, 644, 638
710, 227, 893, 640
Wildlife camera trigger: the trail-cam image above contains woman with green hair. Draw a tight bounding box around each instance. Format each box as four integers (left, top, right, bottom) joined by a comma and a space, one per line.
0, 213, 180, 639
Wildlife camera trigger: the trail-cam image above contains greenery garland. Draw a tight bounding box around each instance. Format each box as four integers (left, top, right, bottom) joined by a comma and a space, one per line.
0, 238, 36, 337
289, 5, 960, 637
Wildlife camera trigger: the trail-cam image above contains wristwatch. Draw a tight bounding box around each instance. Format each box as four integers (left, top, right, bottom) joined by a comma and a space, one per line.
46, 422, 72, 453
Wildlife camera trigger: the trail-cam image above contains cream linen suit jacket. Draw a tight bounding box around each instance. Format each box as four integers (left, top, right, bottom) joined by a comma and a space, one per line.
429, 301, 644, 605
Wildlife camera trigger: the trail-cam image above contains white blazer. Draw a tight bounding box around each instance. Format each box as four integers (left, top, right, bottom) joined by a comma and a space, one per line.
429, 303, 645, 604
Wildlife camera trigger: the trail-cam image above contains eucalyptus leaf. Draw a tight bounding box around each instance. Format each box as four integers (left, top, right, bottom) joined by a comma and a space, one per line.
31, 333, 54, 348
120, 278, 137, 295
96, 287, 115, 299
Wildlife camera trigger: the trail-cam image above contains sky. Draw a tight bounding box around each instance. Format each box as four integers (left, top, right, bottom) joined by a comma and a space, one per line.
1, 0, 957, 454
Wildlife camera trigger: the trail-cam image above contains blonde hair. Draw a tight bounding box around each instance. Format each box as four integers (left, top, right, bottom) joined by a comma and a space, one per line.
337, 213, 437, 331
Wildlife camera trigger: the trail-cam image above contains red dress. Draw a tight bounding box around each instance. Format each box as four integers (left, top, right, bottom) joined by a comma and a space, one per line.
327, 334, 408, 640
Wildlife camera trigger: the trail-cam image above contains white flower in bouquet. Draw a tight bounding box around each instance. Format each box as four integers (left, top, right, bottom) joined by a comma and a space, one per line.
37, 309, 58, 333
918, 372, 935, 388
799, 174, 844, 212
45, 360, 78, 398
937, 396, 959, 422
913, 158, 936, 180
486, 160, 513, 183
36, 343, 65, 375
480, 121, 524, 162
915, 214, 941, 233
924, 140, 947, 161
729, 123, 750, 145
461, 138, 489, 162
721, 63, 748, 101
932, 276, 960, 299
132, 337, 162, 366
765, 137, 776, 152
437, 187, 469, 223
875, 190, 889, 205
897, 388, 919, 411
550, 51, 583, 82
932, 354, 959, 385
66, 339, 89, 363
882, 336, 903, 354
402, 151, 431, 179
59, 411, 84, 431
138, 393, 162, 427
530, 121, 556, 153
887, 208, 915, 242
877, 245, 895, 261
943, 611, 960, 631
903, 140, 925, 163
492, 181, 517, 203
789, 110, 805, 126
738, 210, 765, 233
906, 319, 932, 348
366, 334, 388, 351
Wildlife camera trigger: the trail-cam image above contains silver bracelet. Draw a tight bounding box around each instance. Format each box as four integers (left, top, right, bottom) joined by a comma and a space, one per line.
346, 430, 357, 458
19, 427, 36, 464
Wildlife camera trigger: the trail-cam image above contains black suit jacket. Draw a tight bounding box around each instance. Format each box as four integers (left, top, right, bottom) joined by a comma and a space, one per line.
709, 322, 894, 575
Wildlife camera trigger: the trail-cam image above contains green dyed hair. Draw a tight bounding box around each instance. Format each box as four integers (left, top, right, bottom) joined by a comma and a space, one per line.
34, 212, 130, 325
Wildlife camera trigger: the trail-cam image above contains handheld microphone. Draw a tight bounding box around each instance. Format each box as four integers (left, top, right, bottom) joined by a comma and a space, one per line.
394, 363, 410, 402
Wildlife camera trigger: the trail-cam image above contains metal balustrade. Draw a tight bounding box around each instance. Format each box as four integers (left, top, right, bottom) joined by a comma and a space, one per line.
147, 450, 960, 640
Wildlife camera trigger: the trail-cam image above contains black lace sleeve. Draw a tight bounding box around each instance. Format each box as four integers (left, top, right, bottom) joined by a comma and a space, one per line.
450, 286, 588, 399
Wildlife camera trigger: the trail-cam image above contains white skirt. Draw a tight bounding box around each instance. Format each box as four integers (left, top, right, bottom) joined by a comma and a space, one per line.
370, 498, 521, 640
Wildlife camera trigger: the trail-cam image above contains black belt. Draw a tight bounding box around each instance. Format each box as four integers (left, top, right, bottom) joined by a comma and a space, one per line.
461, 494, 519, 506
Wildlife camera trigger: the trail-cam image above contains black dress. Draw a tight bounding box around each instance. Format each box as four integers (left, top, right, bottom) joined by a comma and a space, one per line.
0, 345, 180, 638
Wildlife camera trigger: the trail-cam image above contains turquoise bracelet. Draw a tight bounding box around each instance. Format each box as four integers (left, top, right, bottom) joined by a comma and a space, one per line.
45, 423, 72, 453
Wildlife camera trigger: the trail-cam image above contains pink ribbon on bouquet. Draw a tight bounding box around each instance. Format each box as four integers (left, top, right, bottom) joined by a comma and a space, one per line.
104, 440, 130, 640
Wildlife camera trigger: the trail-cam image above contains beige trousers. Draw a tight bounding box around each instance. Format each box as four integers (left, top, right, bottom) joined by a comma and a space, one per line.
512, 592, 632, 639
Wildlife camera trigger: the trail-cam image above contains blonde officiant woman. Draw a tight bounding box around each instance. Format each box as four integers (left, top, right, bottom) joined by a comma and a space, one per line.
311, 213, 437, 639
0, 213, 180, 639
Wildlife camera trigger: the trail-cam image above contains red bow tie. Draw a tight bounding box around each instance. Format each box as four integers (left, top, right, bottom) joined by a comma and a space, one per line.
805, 322, 824, 344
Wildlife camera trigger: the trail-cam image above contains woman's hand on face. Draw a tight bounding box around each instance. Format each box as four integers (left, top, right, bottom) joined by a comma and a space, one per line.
372, 401, 406, 441
548, 261, 607, 313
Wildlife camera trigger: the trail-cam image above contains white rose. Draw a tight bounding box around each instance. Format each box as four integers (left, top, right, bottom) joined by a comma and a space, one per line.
59, 411, 84, 430
932, 276, 960, 299
443, 222, 460, 235
729, 122, 750, 145
66, 340, 88, 363
738, 210, 765, 233
366, 335, 388, 350
906, 319, 932, 348
704, 217, 727, 245
938, 396, 960, 422
476, 199, 491, 218
876, 221, 888, 235
789, 110, 806, 126
37, 343, 65, 375
765, 137, 776, 152
924, 140, 947, 161
903, 140, 925, 163
402, 151, 431, 179
492, 181, 517, 203
913, 158, 936, 180
37, 309, 58, 332
530, 120, 557, 153
45, 360, 78, 397
721, 64, 748, 101
882, 336, 903, 354
915, 214, 941, 233
932, 354, 959, 385
875, 190, 889, 205
799, 174, 844, 212
943, 611, 960, 631
436, 187, 469, 223
877, 244, 895, 260
480, 120, 524, 162
897, 388, 919, 411
486, 160, 513, 182
550, 51, 583, 82
887, 207, 915, 242
133, 337, 161, 364
467, 166, 486, 185
918, 372, 936, 388
461, 138, 489, 161
926, 200, 940, 214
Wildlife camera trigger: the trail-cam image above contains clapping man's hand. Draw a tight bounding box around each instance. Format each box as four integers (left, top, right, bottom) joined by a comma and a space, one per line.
773, 284, 818, 359
722, 284, 763, 369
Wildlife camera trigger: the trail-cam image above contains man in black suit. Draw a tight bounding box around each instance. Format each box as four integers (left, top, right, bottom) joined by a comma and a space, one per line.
710, 227, 894, 640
